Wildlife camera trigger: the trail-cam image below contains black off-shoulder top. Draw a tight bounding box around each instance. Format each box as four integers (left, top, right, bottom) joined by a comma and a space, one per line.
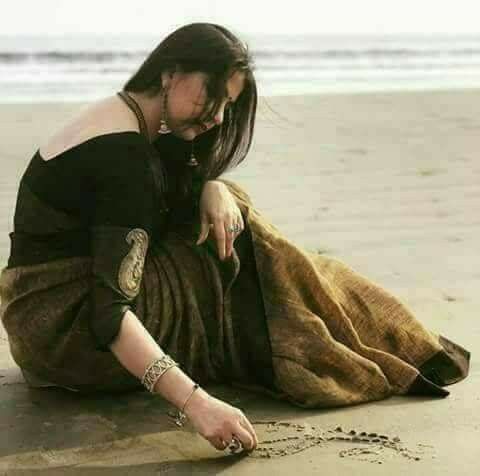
7, 131, 171, 351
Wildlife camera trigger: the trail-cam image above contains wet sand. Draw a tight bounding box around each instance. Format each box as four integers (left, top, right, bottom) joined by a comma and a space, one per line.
0, 90, 479, 474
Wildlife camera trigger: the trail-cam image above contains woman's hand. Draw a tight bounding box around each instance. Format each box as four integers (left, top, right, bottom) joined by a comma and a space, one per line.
184, 390, 258, 452
196, 180, 244, 260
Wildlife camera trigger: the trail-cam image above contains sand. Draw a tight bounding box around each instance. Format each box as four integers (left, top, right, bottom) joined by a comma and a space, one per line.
0, 89, 479, 475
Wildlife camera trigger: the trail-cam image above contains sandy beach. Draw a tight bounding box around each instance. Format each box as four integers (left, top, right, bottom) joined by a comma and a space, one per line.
0, 89, 478, 474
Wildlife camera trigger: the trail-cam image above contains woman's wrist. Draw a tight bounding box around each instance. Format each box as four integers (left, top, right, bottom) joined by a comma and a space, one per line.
183, 386, 211, 418
152, 365, 210, 415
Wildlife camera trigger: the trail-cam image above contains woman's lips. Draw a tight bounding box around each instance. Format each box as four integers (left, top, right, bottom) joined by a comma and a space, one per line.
195, 123, 208, 134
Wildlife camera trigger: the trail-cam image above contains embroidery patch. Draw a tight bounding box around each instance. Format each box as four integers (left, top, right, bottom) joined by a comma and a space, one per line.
118, 228, 149, 298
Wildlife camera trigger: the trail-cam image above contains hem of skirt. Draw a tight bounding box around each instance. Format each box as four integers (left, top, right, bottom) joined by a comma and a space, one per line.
418, 335, 470, 386
405, 334, 470, 397
21, 368, 80, 392
405, 373, 450, 397
20, 366, 144, 395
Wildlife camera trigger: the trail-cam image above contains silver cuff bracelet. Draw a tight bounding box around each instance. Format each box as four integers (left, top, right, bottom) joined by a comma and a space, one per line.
141, 354, 179, 393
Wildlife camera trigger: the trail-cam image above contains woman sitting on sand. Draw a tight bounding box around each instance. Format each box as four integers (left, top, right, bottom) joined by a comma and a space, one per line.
0, 23, 470, 454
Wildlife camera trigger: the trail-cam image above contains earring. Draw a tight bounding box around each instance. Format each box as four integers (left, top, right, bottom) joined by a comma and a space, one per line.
158, 89, 171, 134
187, 140, 199, 167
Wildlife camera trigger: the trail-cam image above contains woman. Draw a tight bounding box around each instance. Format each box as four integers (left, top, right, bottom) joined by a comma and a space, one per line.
0, 23, 470, 455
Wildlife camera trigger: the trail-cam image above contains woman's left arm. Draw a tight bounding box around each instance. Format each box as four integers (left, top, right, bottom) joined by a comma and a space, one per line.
196, 180, 244, 261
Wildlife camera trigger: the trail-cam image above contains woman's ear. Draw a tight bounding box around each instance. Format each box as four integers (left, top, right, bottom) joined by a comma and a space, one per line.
163, 66, 182, 89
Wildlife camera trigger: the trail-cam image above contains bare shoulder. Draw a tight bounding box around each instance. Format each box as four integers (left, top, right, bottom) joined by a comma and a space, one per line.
39, 95, 139, 161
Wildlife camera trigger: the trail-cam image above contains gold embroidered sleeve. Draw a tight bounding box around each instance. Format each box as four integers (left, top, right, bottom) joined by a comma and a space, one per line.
118, 228, 149, 298
90, 225, 151, 351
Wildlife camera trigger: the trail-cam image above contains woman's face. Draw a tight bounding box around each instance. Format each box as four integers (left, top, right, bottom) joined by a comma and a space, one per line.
164, 69, 246, 141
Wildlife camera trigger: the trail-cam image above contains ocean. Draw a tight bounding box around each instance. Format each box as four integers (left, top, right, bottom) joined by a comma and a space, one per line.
1, 33, 480, 102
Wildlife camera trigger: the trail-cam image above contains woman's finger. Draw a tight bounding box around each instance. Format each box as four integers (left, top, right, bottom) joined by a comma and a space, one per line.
231, 425, 254, 451
225, 214, 244, 257
207, 436, 228, 451
224, 222, 237, 259
213, 218, 227, 260
196, 220, 212, 245
238, 415, 258, 448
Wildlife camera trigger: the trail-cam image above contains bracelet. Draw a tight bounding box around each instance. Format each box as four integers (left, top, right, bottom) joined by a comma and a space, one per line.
173, 383, 201, 427
141, 354, 178, 394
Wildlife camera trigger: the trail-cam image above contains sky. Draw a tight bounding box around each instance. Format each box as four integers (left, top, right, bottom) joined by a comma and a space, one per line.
1, 0, 480, 36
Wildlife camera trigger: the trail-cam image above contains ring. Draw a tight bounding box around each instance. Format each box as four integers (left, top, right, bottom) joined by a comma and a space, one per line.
228, 436, 243, 453
228, 224, 241, 234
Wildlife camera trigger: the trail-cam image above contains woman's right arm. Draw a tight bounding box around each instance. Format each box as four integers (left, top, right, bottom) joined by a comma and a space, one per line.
88, 137, 257, 451
109, 300, 258, 452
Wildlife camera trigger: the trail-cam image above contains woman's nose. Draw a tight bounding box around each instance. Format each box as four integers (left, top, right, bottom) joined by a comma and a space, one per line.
202, 104, 226, 130
213, 109, 224, 125
203, 114, 222, 131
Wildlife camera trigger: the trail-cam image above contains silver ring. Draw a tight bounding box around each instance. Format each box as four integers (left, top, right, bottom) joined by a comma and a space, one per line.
228, 436, 243, 453
228, 224, 241, 234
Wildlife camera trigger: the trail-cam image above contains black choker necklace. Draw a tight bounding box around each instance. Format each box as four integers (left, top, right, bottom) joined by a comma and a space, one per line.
117, 90, 199, 168
117, 91, 149, 140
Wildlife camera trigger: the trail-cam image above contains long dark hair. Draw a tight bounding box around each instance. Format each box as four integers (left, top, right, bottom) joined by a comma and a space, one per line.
123, 23, 257, 211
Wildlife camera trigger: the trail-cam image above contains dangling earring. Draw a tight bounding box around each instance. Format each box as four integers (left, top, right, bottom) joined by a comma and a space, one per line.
187, 140, 199, 167
158, 89, 171, 134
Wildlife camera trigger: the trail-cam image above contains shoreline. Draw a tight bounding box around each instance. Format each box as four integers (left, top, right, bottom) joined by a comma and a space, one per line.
0, 85, 480, 105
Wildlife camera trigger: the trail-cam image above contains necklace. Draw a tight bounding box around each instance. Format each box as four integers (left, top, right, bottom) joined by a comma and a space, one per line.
117, 91, 150, 140
117, 90, 199, 168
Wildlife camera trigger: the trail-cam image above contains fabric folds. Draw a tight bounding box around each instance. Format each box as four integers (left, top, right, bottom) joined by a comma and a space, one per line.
0, 180, 471, 407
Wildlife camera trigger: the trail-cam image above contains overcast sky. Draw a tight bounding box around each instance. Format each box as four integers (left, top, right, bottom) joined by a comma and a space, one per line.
2, 0, 480, 36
